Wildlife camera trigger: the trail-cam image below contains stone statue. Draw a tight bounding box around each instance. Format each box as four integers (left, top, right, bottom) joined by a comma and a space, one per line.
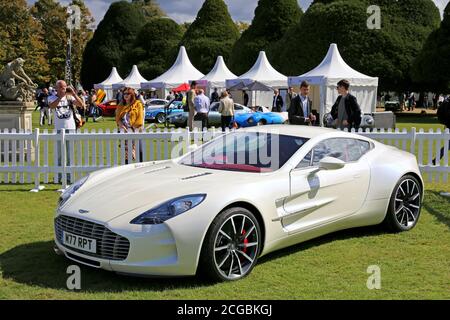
0, 58, 37, 102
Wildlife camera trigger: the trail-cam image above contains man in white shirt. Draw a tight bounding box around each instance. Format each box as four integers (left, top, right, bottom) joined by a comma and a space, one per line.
193, 89, 210, 129
48, 80, 85, 130
288, 81, 316, 125
48, 80, 85, 184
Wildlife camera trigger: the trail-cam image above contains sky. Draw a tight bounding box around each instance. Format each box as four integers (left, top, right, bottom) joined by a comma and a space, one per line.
27, 0, 448, 28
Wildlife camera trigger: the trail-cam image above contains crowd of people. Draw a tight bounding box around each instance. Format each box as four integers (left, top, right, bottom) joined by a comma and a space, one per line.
29, 77, 450, 185
36, 77, 450, 138
381, 91, 449, 111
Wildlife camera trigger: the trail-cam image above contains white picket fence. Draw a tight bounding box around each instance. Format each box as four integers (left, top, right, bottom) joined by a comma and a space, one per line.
0, 127, 448, 191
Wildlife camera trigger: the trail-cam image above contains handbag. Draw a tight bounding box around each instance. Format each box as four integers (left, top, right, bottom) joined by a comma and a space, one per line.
70, 103, 85, 129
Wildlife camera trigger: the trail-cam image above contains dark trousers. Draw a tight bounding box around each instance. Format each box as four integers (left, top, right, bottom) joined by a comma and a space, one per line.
194, 112, 208, 130
272, 106, 281, 112
221, 116, 233, 132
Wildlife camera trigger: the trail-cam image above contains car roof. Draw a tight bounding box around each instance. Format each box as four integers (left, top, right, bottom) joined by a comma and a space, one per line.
241, 125, 370, 140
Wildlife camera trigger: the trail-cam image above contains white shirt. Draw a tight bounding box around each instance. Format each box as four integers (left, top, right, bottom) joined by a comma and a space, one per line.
48, 95, 76, 130
300, 95, 309, 117
194, 94, 210, 113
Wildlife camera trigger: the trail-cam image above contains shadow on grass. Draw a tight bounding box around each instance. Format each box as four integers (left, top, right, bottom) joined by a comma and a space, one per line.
0, 225, 388, 293
0, 241, 214, 293
423, 191, 450, 230
258, 224, 387, 264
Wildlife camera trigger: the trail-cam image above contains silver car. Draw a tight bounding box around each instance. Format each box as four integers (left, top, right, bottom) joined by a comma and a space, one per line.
167, 102, 251, 128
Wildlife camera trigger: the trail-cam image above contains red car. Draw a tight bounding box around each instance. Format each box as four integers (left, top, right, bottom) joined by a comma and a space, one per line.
97, 100, 119, 117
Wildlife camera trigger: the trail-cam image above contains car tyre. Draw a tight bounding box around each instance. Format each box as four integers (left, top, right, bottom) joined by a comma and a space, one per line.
383, 174, 422, 232
156, 113, 166, 124
199, 207, 261, 281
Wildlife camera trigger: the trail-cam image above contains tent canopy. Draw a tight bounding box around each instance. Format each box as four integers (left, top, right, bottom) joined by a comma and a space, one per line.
94, 67, 123, 90
112, 65, 147, 90
288, 43, 378, 87
226, 51, 287, 89
228, 80, 273, 92
199, 56, 237, 88
142, 46, 204, 89
288, 43, 379, 116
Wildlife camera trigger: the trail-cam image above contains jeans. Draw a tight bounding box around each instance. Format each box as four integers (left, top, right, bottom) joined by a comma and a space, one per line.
57, 129, 73, 184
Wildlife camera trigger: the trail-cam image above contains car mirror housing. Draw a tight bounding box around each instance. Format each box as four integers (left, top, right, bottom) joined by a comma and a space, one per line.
319, 157, 346, 171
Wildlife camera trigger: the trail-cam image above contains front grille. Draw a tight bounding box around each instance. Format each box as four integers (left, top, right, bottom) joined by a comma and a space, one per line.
55, 215, 130, 261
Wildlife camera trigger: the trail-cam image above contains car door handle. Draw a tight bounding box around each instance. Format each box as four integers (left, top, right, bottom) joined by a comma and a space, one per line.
353, 173, 362, 179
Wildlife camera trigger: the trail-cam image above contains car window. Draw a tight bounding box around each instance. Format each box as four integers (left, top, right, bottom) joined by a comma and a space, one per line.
180, 132, 309, 173
298, 138, 372, 167
234, 105, 243, 110
296, 151, 312, 168
210, 103, 219, 112
155, 100, 165, 105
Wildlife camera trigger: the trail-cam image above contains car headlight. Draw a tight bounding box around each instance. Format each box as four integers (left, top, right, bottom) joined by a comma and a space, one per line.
58, 175, 89, 208
130, 194, 206, 225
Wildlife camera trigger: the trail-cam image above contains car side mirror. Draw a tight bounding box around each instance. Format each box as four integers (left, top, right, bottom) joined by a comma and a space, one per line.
319, 157, 345, 171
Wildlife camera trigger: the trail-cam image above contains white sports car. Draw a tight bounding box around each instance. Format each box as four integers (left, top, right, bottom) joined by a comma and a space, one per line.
54, 126, 423, 281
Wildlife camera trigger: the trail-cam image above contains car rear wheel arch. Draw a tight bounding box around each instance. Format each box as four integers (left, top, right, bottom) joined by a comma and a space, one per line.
382, 173, 423, 232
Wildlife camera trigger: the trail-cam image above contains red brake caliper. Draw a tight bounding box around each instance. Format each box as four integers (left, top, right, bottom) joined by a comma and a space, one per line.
242, 230, 249, 253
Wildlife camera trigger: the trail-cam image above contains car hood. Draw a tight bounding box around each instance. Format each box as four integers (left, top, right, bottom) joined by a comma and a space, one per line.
61, 161, 263, 222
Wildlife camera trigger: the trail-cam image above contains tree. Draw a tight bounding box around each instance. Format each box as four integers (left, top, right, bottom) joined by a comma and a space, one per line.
269, 0, 440, 91
131, 0, 166, 20
412, 2, 450, 92
228, 0, 303, 75
80, 1, 147, 89
121, 18, 183, 81
180, 0, 240, 74
31, 0, 69, 83
70, 0, 95, 86
0, 0, 49, 85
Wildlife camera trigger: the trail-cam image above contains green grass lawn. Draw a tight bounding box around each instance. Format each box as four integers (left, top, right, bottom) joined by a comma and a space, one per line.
0, 182, 449, 300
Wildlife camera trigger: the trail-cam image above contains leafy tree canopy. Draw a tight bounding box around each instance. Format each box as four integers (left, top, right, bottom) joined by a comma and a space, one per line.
269, 0, 440, 91
228, 0, 303, 75
122, 17, 183, 81
180, 0, 240, 73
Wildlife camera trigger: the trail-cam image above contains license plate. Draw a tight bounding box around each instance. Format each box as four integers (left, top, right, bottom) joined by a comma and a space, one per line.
63, 231, 97, 254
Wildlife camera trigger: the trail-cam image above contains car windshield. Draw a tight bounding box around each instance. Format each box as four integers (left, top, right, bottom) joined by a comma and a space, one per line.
179, 132, 309, 173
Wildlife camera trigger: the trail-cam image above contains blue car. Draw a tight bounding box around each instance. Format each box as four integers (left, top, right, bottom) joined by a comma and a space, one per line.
145, 101, 185, 123
234, 110, 288, 128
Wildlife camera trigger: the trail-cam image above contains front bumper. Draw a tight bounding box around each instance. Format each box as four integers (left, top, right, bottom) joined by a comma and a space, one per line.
54, 206, 210, 277
54, 216, 195, 276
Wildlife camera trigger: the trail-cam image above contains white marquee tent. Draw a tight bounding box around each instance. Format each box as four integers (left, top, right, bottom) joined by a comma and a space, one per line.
288, 43, 379, 121
196, 56, 237, 96
94, 67, 123, 101
142, 46, 204, 98
112, 65, 148, 90
226, 51, 288, 108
